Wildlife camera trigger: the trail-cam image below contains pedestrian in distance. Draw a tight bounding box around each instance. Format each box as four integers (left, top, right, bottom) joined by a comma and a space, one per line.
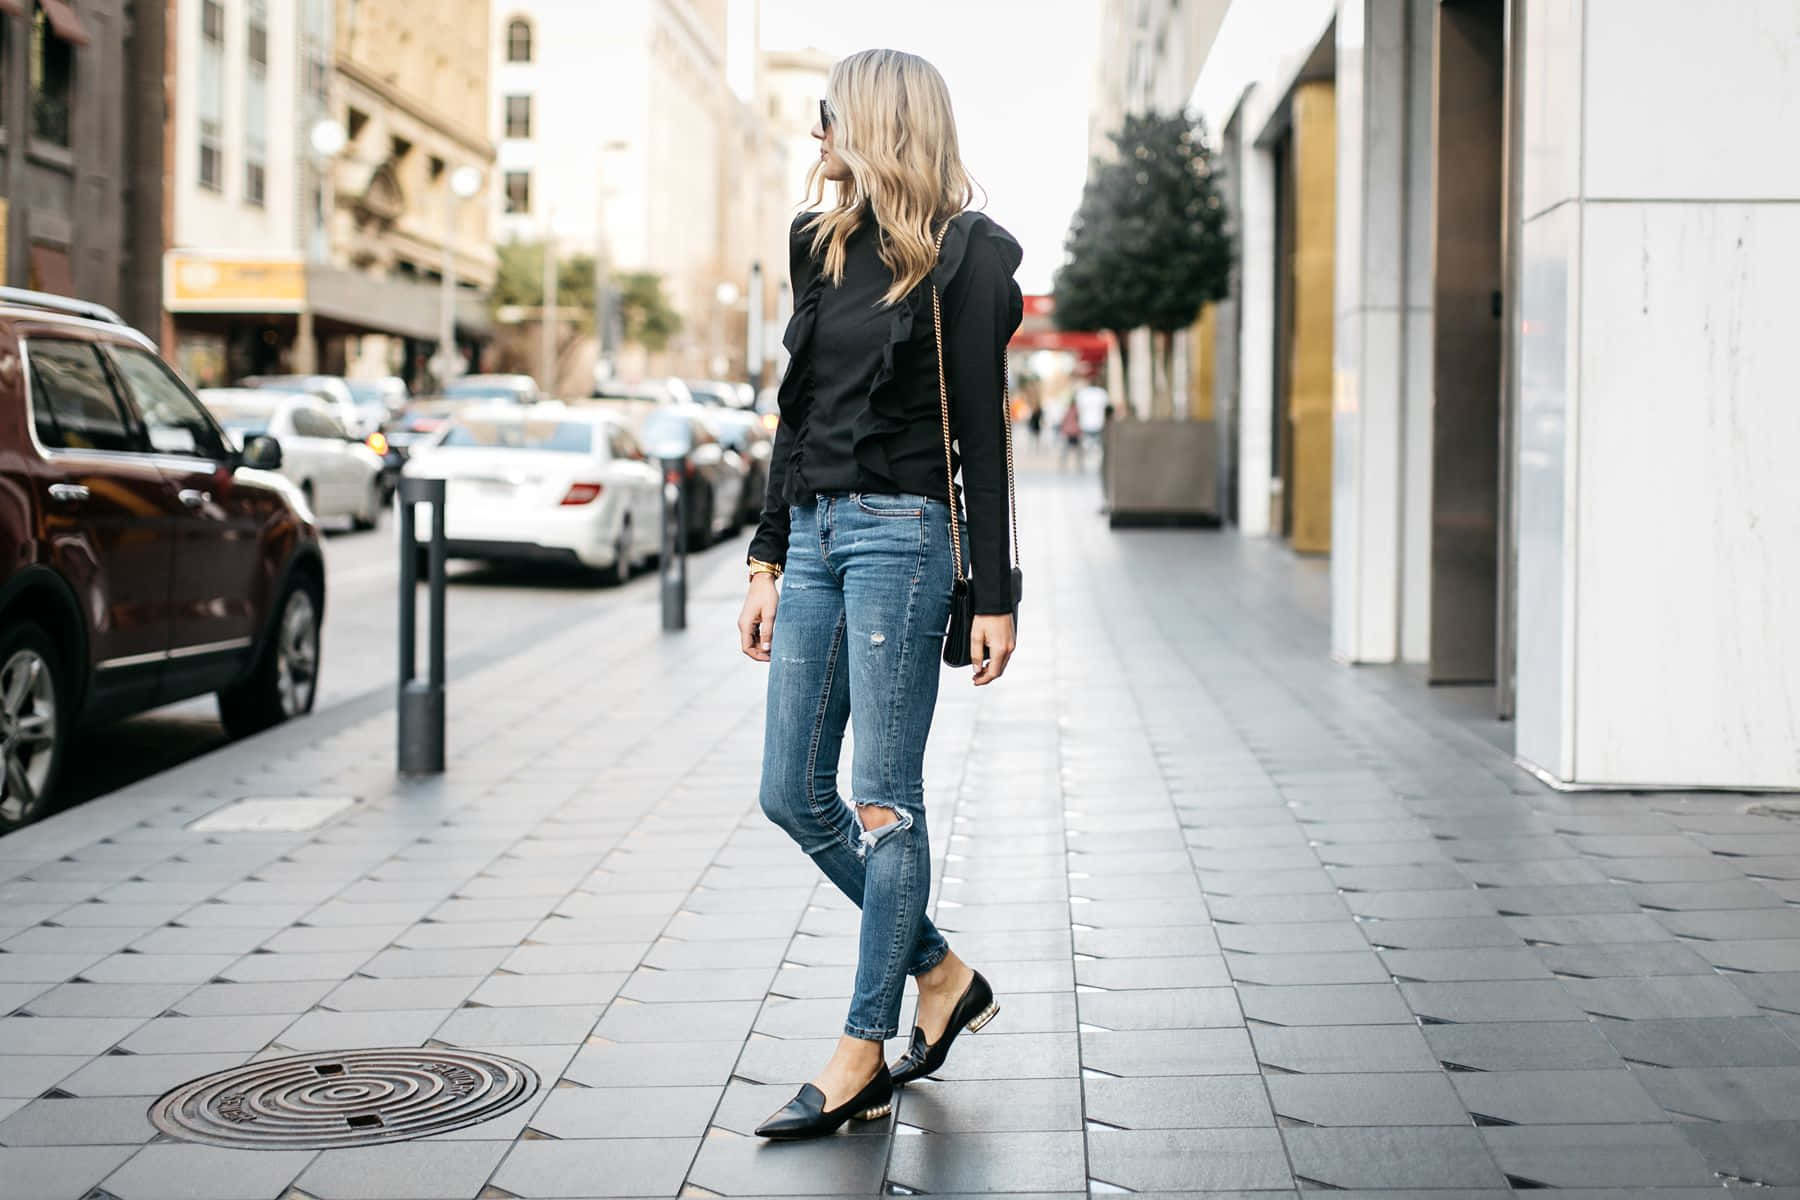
1058, 397, 1083, 470
737, 47, 1021, 1141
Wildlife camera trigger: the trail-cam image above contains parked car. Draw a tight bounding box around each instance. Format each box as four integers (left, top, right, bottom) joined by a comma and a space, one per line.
701, 408, 774, 526
344, 377, 408, 438
634, 406, 744, 548
240, 374, 371, 438
346, 376, 409, 416
684, 379, 751, 409
593, 377, 691, 406
443, 374, 541, 407
401, 404, 661, 583
0, 287, 325, 831
385, 399, 462, 455
199, 389, 387, 530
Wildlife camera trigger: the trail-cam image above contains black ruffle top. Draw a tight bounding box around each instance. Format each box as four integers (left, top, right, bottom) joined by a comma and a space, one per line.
747, 209, 1024, 614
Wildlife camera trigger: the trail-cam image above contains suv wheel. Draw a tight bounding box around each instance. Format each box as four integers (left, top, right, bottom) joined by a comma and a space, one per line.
219, 579, 321, 738
0, 624, 65, 832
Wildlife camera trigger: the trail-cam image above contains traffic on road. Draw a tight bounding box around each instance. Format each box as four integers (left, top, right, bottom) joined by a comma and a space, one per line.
0, 282, 767, 835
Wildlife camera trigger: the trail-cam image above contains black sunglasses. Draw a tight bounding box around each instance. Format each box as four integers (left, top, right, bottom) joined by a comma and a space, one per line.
818, 98, 834, 131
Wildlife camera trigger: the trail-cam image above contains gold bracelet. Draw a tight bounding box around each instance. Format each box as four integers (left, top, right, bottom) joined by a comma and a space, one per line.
748, 558, 783, 580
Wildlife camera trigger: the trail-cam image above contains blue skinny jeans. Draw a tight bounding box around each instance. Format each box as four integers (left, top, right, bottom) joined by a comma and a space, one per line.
759, 492, 956, 1040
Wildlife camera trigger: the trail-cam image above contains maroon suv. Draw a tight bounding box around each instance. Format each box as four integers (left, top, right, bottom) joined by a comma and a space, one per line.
0, 288, 325, 832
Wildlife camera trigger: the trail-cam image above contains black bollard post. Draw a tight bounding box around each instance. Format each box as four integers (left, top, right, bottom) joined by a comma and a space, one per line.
659, 457, 687, 631
397, 476, 447, 774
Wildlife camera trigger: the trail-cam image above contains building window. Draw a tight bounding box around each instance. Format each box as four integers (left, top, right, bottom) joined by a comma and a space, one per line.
198, 0, 225, 190
504, 94, 532, 139
506, 18, 533, 63
245, 0, 268, 208
199, 129, 223, 191
30, 9, 75, 147
504, 170, 531, 215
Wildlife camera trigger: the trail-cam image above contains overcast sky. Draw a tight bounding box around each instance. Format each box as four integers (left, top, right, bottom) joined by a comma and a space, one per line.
736, 0, 1101, 295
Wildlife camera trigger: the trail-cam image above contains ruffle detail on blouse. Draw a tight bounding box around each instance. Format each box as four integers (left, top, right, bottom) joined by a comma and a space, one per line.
775, 268, 822, 424
850, 211, 1024, 483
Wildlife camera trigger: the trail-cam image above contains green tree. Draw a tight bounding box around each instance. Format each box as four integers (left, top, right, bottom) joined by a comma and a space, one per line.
493, 239, 595, 324
1053, 112, 1233, 414
491, 242, 681, 353
613, 270, 682, 355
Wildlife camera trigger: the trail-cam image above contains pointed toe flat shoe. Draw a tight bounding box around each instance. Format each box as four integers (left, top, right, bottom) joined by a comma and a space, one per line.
889, 969, 999, 1086
754, 1070, 894, 1140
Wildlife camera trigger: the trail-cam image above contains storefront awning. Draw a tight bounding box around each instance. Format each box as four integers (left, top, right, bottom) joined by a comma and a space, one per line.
307, 267, 492, 342
164, 252, 492, 341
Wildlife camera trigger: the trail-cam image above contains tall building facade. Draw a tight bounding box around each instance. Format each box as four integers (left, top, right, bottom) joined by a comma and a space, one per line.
754, 46, 829, 383
491, 0, 792, 384
165, 0, 494, 387
760, 46, 830, 208
322, 0, 495, 382
1184, 0, 1800, 790
1090, 0, 1229, 164
165, 0, 318, 382
1, 0, 166, 331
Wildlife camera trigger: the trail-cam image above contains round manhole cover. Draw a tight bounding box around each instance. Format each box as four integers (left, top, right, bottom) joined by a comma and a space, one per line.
148, 1048, 539, 1150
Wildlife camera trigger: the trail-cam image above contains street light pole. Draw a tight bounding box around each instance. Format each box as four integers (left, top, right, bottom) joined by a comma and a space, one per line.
437, 190, 456, 378
299, 117, 348, 376
713, 280, 739, 381
747, 261, 764, 395
540, 218, 558, 396
593, 140, 628, 391
433, 166, 483, 388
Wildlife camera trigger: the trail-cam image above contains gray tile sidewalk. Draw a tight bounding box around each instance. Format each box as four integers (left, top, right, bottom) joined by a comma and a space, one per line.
1, 468, 1799, 1198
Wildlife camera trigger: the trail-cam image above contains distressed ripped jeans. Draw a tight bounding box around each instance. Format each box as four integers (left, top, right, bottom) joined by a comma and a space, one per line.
759, 492, 956, 1040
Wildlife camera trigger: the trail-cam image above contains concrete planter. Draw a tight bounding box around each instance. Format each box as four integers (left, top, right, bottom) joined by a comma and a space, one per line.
1103, 419, 1221, 527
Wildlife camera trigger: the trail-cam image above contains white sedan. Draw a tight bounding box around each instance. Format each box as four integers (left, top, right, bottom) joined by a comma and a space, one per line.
199, 388, 387, 529
400, 405, 662, 584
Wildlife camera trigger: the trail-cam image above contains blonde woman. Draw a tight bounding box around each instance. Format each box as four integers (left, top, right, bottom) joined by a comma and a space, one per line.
737, 48, 1023, 1140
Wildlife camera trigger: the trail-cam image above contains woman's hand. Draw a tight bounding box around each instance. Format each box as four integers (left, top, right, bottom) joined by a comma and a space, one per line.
970, 614, 1015, 686
739, 576, 780, 662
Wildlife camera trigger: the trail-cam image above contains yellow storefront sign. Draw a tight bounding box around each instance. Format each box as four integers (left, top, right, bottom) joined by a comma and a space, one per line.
165, 252, 305, 313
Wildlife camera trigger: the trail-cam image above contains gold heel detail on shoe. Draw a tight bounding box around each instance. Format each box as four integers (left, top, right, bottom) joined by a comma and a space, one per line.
854, 1102, 893, 1120
966, 1001, 1001, 1032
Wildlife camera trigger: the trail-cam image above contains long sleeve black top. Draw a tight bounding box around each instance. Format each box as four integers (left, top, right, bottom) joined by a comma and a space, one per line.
748, 209, 1024, 614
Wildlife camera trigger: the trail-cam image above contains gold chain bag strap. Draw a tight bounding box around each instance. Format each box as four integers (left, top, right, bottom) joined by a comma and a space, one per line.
931, 220, 1021, 669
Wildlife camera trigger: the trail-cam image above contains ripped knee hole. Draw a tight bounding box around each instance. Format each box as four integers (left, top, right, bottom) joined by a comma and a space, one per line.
854, 803, 911, 854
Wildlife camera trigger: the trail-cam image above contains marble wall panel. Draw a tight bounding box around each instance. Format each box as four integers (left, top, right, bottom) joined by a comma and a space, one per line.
1572, 202, 1800, 787
1584, 0, 1800, 201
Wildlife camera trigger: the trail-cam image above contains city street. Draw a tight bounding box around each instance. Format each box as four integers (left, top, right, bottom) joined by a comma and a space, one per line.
2, 467, 1798, 1198
0, 0, 1788, 1192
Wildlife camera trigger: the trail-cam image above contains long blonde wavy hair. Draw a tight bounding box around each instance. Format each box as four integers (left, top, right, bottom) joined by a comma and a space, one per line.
802, 49, 978, 306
